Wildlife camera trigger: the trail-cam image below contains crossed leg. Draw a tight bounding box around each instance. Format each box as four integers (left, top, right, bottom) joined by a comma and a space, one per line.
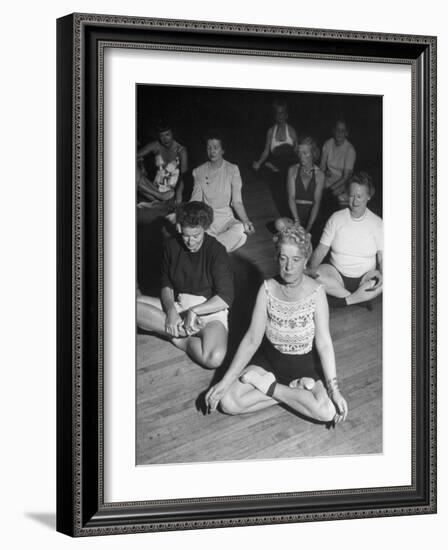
220, 365, 335, 422
317, 264, 382, 305
136, 295, 227, 369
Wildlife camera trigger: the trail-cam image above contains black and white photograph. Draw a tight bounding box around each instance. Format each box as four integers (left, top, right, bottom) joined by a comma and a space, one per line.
135, 85, 383, 465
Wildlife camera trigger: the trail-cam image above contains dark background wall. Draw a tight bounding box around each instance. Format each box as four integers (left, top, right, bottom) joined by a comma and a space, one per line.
137, 84, 383, 214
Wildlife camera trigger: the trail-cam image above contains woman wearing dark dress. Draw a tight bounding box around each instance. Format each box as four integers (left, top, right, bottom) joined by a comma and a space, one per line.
137, 202, 233, 369
275, 136, 325, 234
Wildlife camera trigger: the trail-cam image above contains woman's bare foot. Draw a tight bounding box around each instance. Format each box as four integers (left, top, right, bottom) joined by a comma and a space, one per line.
289, 377, 315, 390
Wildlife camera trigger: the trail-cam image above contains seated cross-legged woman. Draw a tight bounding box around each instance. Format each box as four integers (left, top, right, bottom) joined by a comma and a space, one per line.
275, 136, 325, 235
137, 201, 233, 369
191, 132, 255, 253
307, 172, 383, 308
205, 225, 348, 424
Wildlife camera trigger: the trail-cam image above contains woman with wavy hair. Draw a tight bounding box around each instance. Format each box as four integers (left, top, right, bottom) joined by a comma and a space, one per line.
137, 201, 233, 369
308, 172, 383, 308
205, 224, 348, 424
275, 136, 325, 234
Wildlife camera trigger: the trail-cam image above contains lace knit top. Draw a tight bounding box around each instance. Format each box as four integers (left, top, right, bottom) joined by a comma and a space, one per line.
264, 280, 321, 355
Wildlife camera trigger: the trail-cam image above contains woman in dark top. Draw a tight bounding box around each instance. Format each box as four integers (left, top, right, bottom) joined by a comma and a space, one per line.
275, 136, 325, 234
137, 201, 233, 369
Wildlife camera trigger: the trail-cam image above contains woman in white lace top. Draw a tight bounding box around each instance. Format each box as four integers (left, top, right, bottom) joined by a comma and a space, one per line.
205, 224, 348, 425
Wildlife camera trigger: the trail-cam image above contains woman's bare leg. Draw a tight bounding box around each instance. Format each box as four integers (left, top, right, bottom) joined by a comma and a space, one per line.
238, 368, 336, 422
137, 297, 228, 369
220, 366, 278, 415
178, 321, 228, 369
136, 296, 167, 333
273, 380, 336, 422
316, 264, 350, 298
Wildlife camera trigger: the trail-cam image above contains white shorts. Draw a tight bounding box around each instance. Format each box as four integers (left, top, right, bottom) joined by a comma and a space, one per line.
175, 293, 228, 330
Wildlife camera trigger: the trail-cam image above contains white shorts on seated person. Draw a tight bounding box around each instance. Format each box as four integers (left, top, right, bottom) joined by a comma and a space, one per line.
174, 293, 229, 330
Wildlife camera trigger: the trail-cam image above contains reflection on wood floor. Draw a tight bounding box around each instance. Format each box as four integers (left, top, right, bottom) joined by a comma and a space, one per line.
136, 176, 382, 465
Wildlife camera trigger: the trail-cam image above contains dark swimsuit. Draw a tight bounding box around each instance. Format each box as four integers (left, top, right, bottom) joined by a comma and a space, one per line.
294, 167, 316, 227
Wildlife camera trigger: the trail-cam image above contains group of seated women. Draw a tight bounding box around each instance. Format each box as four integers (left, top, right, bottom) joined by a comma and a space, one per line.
137, 124, 254, 253
136, 107, 382, 427
137, 179, 382, 427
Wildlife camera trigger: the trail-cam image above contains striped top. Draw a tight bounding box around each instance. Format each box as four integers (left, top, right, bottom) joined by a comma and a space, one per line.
264, 280, 321, 355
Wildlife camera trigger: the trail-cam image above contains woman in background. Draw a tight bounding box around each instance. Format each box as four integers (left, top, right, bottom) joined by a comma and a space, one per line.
320, 119, 356, 207
253, 99, 299, 174
191, 133, 255, 252
137, 201, 233, 369
252, 99, 299, 217
307, 172, 383, 308
275, 136, 325, 235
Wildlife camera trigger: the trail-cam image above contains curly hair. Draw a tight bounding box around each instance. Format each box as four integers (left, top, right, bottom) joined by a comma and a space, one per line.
205, 131, 225, 150
156, 120, 173, 134
176, 201, 214, 230
297, 135, 320, 164
348, 172, 375, 197
273, 224, 313, 260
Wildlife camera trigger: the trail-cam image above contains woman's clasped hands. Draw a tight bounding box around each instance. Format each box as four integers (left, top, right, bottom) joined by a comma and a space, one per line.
165, 307, 204, 338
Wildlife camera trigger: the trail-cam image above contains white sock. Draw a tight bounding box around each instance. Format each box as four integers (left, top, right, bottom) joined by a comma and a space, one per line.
241, 370, 276, 395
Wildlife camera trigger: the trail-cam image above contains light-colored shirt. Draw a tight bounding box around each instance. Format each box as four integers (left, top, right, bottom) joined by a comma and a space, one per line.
322, 138, 356, 186
320, 208, 383, 277
264, 281, 321, 355
191, 160, 242, 210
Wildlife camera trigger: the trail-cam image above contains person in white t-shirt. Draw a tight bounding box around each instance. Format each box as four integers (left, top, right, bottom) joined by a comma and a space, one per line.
320, 119, 356, 207
307, 172, 383, 307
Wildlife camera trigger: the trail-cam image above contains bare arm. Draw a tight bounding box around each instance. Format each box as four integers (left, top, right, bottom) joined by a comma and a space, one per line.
205, 284, 268, 411
305, 169, 325, 232
231, 176, 255, 233
308, 242, 330, 274
377, 250, 383, 274
220, 284, 268, 386
175, 147, 188, 203
190, 296, 228, 316
160, 286, 184, 337
329, 146, 356, 194
329, 166, 354, 194
374, 250, 383, 288
286, 165, 300, 222
182, 295, 229, 336
137, 140, 157, 160
314, 287, 348, 421
160, 286, 176, 314
314, 287, 337, 381
190, 172, 203, 202
253, 127, 273, 170
138, 178, 174, 201
320, 143, 329, 173
289, 125, 299, 146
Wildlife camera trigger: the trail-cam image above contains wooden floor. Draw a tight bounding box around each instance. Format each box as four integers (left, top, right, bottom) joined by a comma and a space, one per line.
136, 176, 382, 465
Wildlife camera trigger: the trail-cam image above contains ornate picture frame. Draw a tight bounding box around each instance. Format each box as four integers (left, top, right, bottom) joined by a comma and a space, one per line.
56, 13, 436, 536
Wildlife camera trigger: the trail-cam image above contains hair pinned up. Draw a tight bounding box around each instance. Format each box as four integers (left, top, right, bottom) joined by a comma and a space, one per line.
273, 224, 313, 259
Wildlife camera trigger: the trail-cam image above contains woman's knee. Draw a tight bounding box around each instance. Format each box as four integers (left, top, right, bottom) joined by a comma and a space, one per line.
220, 390, 244, 415
315, 396, 336, 422
275, 217, 293, 232
136, 301, 154, 327
202, 347, 226, 370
